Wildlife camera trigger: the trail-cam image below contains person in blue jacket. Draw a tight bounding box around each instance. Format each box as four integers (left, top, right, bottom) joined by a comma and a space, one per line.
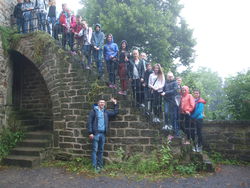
103, 34, 119, 88
87, 98, 118, 172
191, 89, 206, 152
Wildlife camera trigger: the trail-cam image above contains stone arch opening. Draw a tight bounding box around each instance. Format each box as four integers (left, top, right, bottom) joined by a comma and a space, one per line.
10, 50, 53, 131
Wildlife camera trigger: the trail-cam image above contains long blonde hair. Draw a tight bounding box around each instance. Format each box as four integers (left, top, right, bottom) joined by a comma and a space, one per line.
153, 64, 164, 81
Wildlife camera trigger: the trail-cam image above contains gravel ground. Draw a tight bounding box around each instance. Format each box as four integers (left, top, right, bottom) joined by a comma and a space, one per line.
0, 165, 249, 188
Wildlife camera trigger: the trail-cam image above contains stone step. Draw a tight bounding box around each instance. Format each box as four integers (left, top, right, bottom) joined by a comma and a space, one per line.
23, 125, 46, 132
19, 119, 39, 125
3, 155, 40, 168
17, 139, 51, 148
10, 147, 44, 156
24, 131, 52, 140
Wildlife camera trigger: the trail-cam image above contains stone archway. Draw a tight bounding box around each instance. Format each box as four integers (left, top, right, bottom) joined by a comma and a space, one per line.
10, 50, 53, 130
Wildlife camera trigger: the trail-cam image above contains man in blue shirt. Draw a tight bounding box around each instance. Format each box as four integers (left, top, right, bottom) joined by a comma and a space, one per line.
87, 98, 118, 172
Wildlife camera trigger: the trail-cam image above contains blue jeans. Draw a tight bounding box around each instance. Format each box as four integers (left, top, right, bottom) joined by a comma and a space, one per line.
36, 12, 46, 31
47, 16, 56, 34
23, 12, 34, 33
106, 59, 117, 85
164, 101, 178, 135
16, 18, 24, 33
82, 45, 92, 67
91, 133, 105, 168
93, 49, 103, 77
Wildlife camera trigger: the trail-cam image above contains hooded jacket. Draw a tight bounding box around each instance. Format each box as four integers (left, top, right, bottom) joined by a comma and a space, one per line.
180, 86, 195, 114
103, 34, 119, 61
162, 79, 178, 104
87, 103, 118, 135
191, 97, 206, 119
91, 24, 105, 49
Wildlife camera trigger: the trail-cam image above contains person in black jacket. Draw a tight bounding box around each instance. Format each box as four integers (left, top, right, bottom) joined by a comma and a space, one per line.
128, 49, 145, 107
13, 0, 24, 33
87, 98, 118, 171
142, 63, 153, 112
161, 72, 179, 136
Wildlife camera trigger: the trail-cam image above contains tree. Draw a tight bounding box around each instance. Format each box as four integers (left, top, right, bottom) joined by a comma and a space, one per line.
224, 70, 250, 120
79, 0, 196, 69
180, 67, 228, 120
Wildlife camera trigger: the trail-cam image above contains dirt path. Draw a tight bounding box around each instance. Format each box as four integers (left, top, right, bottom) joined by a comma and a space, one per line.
0, 165, 249, 188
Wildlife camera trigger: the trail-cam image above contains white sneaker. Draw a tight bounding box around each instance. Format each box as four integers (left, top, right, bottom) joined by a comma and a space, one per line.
162, 125, 169, 130
156, 118, 161, 123
196, 146, 202, 152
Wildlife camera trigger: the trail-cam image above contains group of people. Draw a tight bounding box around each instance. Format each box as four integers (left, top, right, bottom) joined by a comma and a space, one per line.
13, 1, 206, 171
13, 0, 56, 34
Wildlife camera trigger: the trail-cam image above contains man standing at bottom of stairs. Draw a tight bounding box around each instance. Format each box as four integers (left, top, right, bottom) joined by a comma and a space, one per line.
87, 98, 119, 172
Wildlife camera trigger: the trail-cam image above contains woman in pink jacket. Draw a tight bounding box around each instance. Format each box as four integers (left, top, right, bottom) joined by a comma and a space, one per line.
180, 86, 195, 143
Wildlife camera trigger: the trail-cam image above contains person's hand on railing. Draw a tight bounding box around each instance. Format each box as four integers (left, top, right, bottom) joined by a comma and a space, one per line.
140, 78, 144, 82
161, 92, 165, 96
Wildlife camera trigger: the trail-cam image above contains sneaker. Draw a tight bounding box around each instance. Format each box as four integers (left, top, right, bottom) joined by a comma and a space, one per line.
184, 141, 190, 145
71, 51, 77, 55
123, 91, 127, 95
118, 91, 124, 95
108, 84, 113, 88
162, 125, 169, 130
192, 146, 197, 152
112, 84, 117, 89
140, 104, 145, 108
196, 146, 202, 152
152, 117, 157, 123
86, 66, 90, 70
155, 118, 161, 123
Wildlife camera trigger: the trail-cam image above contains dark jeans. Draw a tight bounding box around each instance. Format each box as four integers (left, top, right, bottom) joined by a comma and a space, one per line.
152, 91, 162, 117
62, 31, 70, 49
164, 101, 178, 135
191, 119, 203, 146
47, 16, 56, 34
16, 18, 24, 33
36, 12, 46, 31
106, 59, 117, 85
131, 79, 143, 105
180, 114, 193, 140
93, 49, 103, 77
23, 12, 34, 33
91, 133, 105, 168
82, 45, 92, 67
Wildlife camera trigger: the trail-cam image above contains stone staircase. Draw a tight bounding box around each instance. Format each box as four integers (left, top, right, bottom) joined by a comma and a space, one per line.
3, 115, 53, 167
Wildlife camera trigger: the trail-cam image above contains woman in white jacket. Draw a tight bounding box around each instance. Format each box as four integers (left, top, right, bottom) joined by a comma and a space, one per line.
148, 64, 165, 122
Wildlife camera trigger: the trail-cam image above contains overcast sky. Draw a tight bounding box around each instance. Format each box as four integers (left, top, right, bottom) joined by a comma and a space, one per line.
57, 0, 250, 78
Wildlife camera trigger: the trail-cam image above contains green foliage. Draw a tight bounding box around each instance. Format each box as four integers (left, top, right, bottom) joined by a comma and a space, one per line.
0, 26, 18, 55
42, 141, 201, 179
0, 126, 24, 161
175, 163, 197, 175
79, 0, 196, 68
224, 70, 250, 120
87, 80, 106, 105
207, 151, 250, 165
180, 67, 228, 120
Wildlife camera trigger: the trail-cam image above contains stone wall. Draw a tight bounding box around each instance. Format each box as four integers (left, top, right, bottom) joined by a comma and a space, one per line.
0, 0, 16, 127
203, 121, 250, 162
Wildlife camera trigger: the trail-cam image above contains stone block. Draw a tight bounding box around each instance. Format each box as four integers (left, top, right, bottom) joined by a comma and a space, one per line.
110, 122, 128, 128
121, 138, 149, 145
150, 137, 163, 145
74, 129, 80, 137
129, 145, 143, 153
125, 129, 140, 137
82, 144, 92, 150
61, 109, 73, 116
228, 137, 245, 145
129, 122, 149, 129
54, 122, 65, 129
124, 115, 138, 121
117, 130, 125, 137
140, 130, 159, 137
105, 144, 113, 151
74, 144, 81, 149
59, 143, 73, 149
59, 131, 73, 137
70, 103, 84, 109
67, 121, 85, 128
107, 129, 116, 137
65, 115, 76, 121
64, 137, 76, 143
